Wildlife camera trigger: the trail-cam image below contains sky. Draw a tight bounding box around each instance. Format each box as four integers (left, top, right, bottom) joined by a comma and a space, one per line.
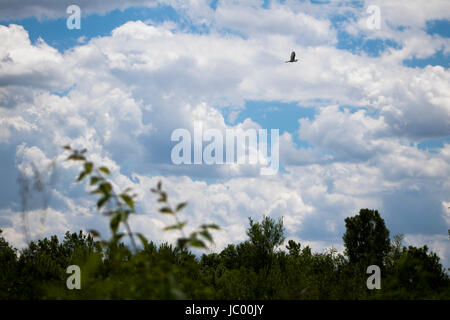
0, 0, 449, 266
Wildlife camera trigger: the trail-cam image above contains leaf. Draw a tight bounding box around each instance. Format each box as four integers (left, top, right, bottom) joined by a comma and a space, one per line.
159, 206, 173, 214
120, 194, 134, 209
68, 154, 85, 161
199, 230, 213, 242
110, 214, 121, 233
157, 181, 161, 190
63, 145, 71, 150
188, 238, 206, 248
114, 233, 125, 241
175, 202, 187, 212
97, 195, 109, 209
164, 221, 186, 231
77, 171, 88, 182
201, 224, 220, 230
87, 229, 100, 238
99, 167, 110, 175
84, 162, 93, 174
164, 225, 179, 231
99, 182, 112, 195
136, 233, 148, 247
90, 176, 102, 185
119, 210, 129, 222
158, 192, 167, 203
177, 238, 189, 249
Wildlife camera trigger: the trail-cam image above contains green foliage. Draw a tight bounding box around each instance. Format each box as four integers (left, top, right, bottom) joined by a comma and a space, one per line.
381, 245, 450, 299
343, 208, 391, 267
0, 229, 18, 299
150, 181, 219, 250
246, 215, 285, 271
1, 148, 448, 300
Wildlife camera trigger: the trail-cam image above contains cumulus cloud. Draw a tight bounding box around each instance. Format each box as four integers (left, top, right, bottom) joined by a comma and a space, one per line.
0, 2, 449, 267
0, 24, 72, 90
214, 2, 337, 46
0, 0, 158, 20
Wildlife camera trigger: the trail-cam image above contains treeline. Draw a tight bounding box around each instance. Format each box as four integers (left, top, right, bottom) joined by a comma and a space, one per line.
1, 147, 449, 299
0, 209, 449, 299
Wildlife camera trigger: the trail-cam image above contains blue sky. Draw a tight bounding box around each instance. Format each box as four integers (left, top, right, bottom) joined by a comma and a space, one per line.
1, 2, 448, 143
0, 0, 449, 266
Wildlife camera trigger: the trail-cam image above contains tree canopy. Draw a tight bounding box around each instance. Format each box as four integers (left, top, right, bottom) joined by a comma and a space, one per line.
1, 149, 448, 300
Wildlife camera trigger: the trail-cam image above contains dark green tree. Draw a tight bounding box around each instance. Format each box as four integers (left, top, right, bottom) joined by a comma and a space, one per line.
0, 229, 18, 299
343, 209, 390, 267
382, 245, 450, 299
247, 215, 285, 272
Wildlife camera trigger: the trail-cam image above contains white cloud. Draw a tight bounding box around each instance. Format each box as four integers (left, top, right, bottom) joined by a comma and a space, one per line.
0, 0, 158, 20
214, 2, 337, 46
0, 24, 72, 89
0, 3, 449, 267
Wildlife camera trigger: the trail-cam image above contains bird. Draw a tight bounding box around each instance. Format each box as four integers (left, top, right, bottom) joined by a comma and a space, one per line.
285, 51, 298, 63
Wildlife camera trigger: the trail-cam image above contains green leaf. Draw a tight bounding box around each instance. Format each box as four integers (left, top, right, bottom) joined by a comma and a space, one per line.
110, 214, 121, 233
158, 192, 167, 203
175, 202, 187, 212
189, 238, 206, 248
164, 221, 186, 231
136, 233, 148, 247
99, 182, 112, 195
90, 176, 102, 185
67, 154, 85, 161
77, 171, 88, 182
199, 230, 213, 242
201, 224, 220, 230
87, 229, 100, 238
159, 207, 173, 214
97, 195, 109, 209
164, 225, 179, 231
119, 210, 129, 222
177, 238, 189, 249
99, 167, 110, 175
114, 232, 125, 241
120, 194, 134, 209
84, 162, 93, 174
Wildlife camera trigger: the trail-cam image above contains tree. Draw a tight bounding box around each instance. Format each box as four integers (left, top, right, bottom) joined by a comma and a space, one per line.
383, 245, 450, 298
246, 215, 285, 272
0, 229, 18, 299
286, 240, 301, 257
343, 209, 390, 267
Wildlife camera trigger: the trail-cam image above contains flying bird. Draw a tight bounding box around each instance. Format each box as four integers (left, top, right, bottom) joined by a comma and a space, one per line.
285, 51, 298, 63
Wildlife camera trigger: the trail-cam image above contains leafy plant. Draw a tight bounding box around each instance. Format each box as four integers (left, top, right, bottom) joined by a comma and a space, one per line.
151, 182, 219, 250
64, 145, 220, 252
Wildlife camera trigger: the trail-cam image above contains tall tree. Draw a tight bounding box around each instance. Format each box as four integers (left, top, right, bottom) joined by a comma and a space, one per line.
343, 209, 390, 267
247, 215, 285, 271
